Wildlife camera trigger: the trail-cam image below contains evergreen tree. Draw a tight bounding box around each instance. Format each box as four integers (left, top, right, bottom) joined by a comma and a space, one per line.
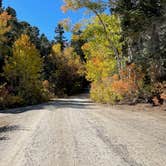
6, 6, 17, 17
115, 0, 166, 82
54, 24, 66, 51
39, 34, 51, 57
0, 0, 2, 8
71, 30, 86, 62
0, 11, 11, 83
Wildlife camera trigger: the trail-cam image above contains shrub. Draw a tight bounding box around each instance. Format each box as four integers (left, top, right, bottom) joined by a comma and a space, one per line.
90, 80, 123, 104
151, 82, 166, 105
0, 84, 24, 109
90, 63, 145, 104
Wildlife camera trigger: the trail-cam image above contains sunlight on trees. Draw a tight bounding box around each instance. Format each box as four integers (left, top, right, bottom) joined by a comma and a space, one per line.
62, 0, 166, 105
0, 0, 165, 109
4, 34, 45, 105
48, 43, 85, 96
0, 11, 11, 41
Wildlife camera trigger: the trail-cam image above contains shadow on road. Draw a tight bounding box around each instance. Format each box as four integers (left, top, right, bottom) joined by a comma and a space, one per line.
0, 125, 20, 141
0, 94, 95, 114
0, 136, 9, 141
0, 125, 20, 133
50, 99, 95, 109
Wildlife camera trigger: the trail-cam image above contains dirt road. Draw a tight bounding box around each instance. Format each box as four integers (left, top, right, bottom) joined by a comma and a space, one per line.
0, 95, 166, 166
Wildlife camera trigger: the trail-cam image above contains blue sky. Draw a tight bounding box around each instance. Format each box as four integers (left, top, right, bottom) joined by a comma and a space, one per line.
3, 0, 85, 40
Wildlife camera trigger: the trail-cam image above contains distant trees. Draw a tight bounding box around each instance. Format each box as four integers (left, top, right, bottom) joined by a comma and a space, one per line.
71, 30, 86, 62
54, 24, 66, 51
6, 7, 17, 17
0, 3, 86, 109
0, 0, 2, 8
0, 11, 11, 83
39, 34, 51, 57
45, 43, 85, 96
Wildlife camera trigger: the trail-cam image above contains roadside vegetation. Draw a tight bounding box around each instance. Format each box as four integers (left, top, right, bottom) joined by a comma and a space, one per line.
0, 1, 86, 109
0, 0, 166, 109
62, 0, 166, 106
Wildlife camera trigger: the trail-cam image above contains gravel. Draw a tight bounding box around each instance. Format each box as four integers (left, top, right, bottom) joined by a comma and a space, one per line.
0, 95, 166, 166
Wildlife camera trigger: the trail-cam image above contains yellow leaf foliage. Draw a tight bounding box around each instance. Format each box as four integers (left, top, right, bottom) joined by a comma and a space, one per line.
0, 11, 11, 41
4, 34, 43, 100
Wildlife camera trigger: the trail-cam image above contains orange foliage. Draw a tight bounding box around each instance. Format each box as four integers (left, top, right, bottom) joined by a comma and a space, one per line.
112, 74, 119, 81
161, 93, 166, 101
153, 82, 166, 102
111, 63, 144, 97
111, 80, 132, 95
92, 57, 101, 65
90, 63, 145, 103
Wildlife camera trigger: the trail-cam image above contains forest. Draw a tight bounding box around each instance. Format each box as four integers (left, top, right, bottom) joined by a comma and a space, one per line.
0, 0, 166, 109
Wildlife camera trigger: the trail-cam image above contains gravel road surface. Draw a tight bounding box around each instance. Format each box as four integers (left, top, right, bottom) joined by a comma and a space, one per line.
0, 94, 166, 166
